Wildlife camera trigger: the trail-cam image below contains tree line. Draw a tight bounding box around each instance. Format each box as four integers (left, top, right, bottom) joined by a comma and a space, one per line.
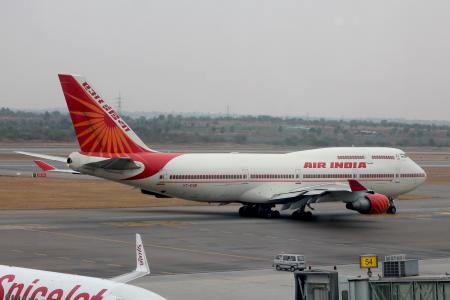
1, 107, 449, 147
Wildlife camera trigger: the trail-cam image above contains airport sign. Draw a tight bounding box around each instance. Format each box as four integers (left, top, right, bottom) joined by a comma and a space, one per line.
360, 255, 378, 269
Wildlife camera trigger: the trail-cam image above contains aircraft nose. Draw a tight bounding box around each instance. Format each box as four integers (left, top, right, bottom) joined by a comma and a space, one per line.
415, 162, 427, 185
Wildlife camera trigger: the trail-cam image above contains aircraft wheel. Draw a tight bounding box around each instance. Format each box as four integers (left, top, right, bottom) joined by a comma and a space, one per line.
290, 266, 296, 272
276, 265, 281, 271
239, 206, 250, 217
272, 210, 280, 218
292, 210, 313, 220
304, 211, 313, 219
387, 206, 397, 215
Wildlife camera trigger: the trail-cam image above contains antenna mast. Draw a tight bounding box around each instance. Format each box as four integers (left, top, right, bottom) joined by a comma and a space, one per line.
116, 92, 123, 114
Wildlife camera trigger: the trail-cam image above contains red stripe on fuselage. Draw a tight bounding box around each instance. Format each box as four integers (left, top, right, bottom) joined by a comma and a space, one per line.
125, 152, 182, 180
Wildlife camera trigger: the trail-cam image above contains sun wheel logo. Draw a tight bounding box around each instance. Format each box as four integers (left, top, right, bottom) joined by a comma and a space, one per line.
65, 92, 142, 155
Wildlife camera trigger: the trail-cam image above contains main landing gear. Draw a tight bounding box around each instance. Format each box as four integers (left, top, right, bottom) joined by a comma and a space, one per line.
387, 197, 397, 214
291, 207, 314, 220
239, 204, 280, 218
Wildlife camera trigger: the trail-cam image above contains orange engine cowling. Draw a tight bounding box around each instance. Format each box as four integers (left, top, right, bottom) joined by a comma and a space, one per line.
346, 193, 390, 214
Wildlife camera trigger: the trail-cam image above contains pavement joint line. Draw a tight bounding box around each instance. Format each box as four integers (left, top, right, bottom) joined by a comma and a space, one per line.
23, 228, 268, 262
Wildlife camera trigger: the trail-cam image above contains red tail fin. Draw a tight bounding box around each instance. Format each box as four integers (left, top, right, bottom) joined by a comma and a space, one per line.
58, 74, 154, 156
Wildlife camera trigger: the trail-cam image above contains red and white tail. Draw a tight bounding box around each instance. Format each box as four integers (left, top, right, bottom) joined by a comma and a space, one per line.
58, 74, 155, 156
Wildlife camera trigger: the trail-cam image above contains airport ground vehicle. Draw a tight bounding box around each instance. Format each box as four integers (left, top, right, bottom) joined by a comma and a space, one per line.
273, 254, 306, 271
19, 74, 427, 219
0, 234, 165, 300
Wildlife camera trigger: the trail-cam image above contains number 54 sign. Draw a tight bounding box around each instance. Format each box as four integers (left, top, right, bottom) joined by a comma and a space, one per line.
360, 255, 378, 268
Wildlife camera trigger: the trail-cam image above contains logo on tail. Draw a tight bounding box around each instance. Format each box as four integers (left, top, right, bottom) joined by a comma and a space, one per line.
58, 74, 154, 156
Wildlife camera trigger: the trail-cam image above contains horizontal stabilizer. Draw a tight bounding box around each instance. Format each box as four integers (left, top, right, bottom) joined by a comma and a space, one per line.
110, 234, 150, 283
33, 160, 80, 174
34, 160, 56, 171
16, 151, 67, 163
84, 157, 140, 171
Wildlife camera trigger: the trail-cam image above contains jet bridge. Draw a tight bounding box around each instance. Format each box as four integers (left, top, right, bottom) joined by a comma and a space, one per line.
294, 270, 450, 300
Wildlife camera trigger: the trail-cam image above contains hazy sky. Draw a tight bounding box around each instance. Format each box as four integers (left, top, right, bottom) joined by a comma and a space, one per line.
1, 0, 450, 120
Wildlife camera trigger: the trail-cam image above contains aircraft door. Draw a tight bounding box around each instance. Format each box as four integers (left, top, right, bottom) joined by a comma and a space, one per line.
394, 154, 401, 183
295, 169, 301, 183
241, 169, 249, 184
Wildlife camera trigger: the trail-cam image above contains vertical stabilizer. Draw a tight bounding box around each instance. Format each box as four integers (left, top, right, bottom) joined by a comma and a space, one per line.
110, 234, 151, 283
58, 74, 155, 156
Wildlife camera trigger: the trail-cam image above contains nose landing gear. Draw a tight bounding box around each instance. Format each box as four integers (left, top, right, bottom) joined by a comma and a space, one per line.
238, 204, 280, 218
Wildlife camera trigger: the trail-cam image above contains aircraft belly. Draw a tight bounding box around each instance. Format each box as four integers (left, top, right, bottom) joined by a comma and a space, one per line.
161, 182, 253, 202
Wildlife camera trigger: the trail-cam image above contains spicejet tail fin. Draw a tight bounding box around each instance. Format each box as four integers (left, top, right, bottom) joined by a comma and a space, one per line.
58, 74, 155, 156
110, 234, 150, 283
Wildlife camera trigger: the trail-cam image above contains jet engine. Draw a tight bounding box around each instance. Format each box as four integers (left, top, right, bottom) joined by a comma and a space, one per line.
346, 193, 390, 214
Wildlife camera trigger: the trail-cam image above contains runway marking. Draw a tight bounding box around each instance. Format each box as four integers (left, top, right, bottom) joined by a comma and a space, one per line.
288, 238, 300, 242
221, 231, 232, 234
82, 259, 96, 264
22, 228, 268, 262
34, 252, 47, 257
265, 236, 277, 239
56, 256, 71, 261
103, 220, 192, 228
0, 224, 54, 230
10, 249, 24, 253
159, 271, 176, 275
107, 263, 122, 267
439, 212, 450, 216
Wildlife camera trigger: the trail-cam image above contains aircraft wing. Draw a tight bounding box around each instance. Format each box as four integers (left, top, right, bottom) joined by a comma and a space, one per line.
270, 182, 353, 201
15, 151, 67, 163
110, 234, 151, 283
270, 180, 370, 208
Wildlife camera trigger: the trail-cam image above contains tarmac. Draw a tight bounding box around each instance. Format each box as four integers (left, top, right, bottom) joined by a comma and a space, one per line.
1, 146, 450, 299
0, 189, 450, 298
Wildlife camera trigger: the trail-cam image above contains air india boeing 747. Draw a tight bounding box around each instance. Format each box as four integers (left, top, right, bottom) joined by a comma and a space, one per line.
19, 74, 427, 219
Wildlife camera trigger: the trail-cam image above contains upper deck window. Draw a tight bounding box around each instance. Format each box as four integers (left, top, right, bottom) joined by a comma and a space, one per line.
337, 155, 365, 160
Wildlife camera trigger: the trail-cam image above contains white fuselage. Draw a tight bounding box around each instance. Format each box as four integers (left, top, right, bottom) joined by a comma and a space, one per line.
0, 266, 164, 300
71, 147, 426, 204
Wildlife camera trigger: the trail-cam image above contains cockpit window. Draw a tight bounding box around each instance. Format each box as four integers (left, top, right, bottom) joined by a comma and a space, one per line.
400, 154, 408, 159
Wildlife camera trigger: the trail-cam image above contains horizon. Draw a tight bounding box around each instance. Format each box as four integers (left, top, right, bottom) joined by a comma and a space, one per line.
2, 105, 450, 126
